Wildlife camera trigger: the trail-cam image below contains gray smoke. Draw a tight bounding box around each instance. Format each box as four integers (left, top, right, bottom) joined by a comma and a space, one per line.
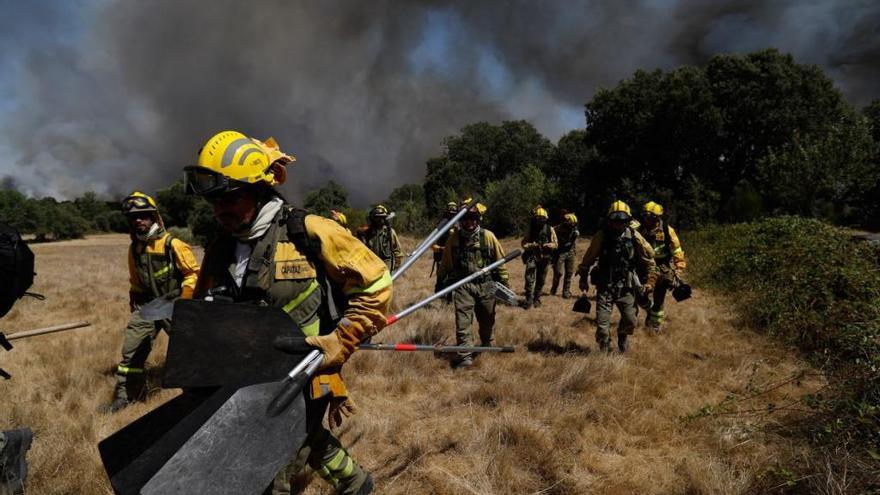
1, 0, 877, 204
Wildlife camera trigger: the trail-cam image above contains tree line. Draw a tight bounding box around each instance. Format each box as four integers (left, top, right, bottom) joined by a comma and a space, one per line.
2, 49, 878, 241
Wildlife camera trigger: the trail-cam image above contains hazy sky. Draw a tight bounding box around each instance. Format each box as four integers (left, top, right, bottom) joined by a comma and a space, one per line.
1, 0, 877, 205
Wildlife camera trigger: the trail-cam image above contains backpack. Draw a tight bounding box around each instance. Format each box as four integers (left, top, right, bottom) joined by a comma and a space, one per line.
0, 222, 35, 317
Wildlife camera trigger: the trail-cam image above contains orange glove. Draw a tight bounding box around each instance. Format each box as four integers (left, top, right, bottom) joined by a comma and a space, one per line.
328, 396, 358, 429
305, 318, 364, 371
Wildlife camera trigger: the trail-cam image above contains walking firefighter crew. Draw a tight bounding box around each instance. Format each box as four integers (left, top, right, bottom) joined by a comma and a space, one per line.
576, 201, 657, 353
184, 130, 391, 495
100, 192, 200, 413
637, 201, 687, 332
437, 200, 509, 370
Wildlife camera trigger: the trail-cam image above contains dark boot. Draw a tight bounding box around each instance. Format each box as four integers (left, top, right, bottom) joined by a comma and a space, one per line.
598, 340, 612, 353
353, 473, 374, 495
521, 296, 533, 310
532, 298, 542, 308
618, 334, 631, 353
451, 355, 473, 370
562, 291, 572, 299
550, 281, 559, 296
1, 428, 33, 495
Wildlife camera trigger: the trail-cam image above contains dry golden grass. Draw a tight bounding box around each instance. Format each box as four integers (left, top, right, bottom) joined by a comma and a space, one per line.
1, 234, 823, 494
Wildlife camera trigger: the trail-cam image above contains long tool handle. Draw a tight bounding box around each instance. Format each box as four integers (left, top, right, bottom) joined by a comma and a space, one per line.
360, 343, 514, 353
5, 321, 92, 341
267, 351, 323, 417
391, 197, 479, 282
387, 249, 521, 324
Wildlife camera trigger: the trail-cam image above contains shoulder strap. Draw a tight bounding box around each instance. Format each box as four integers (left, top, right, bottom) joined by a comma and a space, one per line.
662, 221, 672, 255
285, 207, 344, 325
479, 229, 489, 267
285, 208, 320, 262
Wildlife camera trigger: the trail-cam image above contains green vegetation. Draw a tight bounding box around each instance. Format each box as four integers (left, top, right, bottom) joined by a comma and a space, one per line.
689, 217, 880, 463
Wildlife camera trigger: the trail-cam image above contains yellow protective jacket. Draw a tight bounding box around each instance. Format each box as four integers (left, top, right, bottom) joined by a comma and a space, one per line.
577, 227, 658, 288
437, 227, 509, 286
638, 222, 686, 272
128, 231, 200, 303
194, 208, 391, 400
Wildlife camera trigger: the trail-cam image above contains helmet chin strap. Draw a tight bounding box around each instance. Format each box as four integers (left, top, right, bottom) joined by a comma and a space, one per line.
136, 222, 162, 242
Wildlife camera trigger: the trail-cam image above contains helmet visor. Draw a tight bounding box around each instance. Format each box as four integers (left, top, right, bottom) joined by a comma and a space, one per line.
184, 166, 241, 198
122, 196, 155, 215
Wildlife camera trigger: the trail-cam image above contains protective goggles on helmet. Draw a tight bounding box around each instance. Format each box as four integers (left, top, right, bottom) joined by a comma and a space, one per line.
608, 211, 631, 222
121, 196, 157, 215
184, 166, 249, 199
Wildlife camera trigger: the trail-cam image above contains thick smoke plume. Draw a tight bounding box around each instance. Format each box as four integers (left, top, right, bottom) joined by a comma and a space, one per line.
1, 0, 877, 203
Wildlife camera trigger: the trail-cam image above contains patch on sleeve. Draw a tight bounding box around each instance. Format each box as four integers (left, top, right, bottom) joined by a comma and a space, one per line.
274, 242, 317, 280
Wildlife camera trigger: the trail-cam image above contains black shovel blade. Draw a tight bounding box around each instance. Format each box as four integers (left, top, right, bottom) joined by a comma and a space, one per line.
572, 296, 591, 313
672, 282, 692, 302
139, 296, 176, 322
163, 299, 311, 389
98, 387, 232, 495
141, 381, 308, 495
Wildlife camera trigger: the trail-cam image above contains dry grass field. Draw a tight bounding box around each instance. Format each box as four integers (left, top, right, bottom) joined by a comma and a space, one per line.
1, 234, 824, 494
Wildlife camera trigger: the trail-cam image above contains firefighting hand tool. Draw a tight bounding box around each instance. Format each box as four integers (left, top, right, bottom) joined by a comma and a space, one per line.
494, 281, 520, 306
393, 197, 479, 281
359, 343, 514, 353
572, 293, 592, 314
0, 321, 92, 379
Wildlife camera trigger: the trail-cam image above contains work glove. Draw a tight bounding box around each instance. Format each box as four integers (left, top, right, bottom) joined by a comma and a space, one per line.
305, 318, 364, 371
578, 273, 589, 292
273, 335, 313, 354
328, 396, 358, 429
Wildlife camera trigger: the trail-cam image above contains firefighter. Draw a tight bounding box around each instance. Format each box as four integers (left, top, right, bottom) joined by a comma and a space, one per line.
521, 206, 557, 308
184, 130, 391, 495
638, 201, 687, 332
577, 201, 657, 353
437, 201, 509, 369
551, 213, 579, 299
99, 192, 200, 413
358, 205, 402, 271
431, 201, 460, 294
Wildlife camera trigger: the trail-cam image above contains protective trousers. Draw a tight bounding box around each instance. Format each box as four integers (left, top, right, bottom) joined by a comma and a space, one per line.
453, 280, 496, 361
524, 258, 551, 302
595, 289, 637, 347
648, 267, 675, 328
113, 310, 164, 401
551, 250, 576, 297
268, 397, 369, 495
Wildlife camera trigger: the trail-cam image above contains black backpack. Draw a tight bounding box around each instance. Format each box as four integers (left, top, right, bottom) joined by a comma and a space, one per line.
0, 222, 35, 317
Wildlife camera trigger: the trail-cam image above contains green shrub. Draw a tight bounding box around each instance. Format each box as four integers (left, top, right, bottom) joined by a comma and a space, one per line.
689, 216, 880, 453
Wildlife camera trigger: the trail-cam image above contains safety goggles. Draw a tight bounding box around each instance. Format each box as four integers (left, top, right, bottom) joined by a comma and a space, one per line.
183, 166, 247, 199
122, 196, 155, 214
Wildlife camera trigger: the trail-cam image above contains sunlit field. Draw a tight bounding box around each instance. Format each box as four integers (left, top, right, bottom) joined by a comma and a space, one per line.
1, 234, 822, 494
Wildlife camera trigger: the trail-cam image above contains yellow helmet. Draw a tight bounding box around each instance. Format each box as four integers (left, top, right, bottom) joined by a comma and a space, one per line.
330, 209, 348, 227
533, 206, 549, 220
445, 201, 459, 214
369, 205, 389, 219
460, 198, 486, 217
185, 130, 292, 197
607, 200, 632, 221
121, 191, 158, 215
563, 213, 578, 225
643, 201, 664, 217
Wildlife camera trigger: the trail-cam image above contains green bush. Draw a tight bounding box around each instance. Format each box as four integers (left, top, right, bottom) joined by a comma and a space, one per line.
689, 216, 880, 452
